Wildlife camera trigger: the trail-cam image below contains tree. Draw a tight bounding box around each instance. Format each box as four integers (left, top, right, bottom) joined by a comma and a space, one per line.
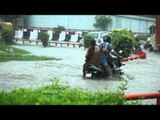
0, 15, 27, 26
93, 15, 112, 30
149, 24, 155, 34
84, 34, 95, 49
1, 29, 14, 45
57, 25, 65, 30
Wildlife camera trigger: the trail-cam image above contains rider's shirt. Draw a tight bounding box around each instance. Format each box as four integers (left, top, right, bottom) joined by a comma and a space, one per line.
100, 42, 112, 64
85, 46, 102, 65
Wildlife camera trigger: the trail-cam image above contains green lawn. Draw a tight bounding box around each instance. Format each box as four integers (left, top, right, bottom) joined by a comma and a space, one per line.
0, 45, 62, 62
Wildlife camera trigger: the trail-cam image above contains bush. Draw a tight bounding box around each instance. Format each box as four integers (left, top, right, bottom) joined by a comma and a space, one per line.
57, 25, 65, 31
1, 29, 14, 45
0, 77, 141, 105
111, 29, 136, 57
84, 34, 95, 49
39, 31, 49, 47
135, 34, 150, 42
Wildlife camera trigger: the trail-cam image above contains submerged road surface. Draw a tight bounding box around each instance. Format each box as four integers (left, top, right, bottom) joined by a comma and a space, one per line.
0, 44, 160, 104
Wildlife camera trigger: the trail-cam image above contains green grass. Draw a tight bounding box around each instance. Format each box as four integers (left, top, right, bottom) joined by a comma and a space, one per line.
0, 78, 141, 105
0, 44, 30, 54
0, 45, 62, 62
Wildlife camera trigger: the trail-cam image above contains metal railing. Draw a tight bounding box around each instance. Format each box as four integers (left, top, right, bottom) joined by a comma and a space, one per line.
124, 91, 160, 105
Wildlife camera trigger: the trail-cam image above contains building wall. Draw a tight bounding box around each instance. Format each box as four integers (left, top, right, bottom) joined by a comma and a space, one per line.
26, 15, 155, 33
26, 15, 96, 30
156, 16, 160, 45
112, 15, 155, 33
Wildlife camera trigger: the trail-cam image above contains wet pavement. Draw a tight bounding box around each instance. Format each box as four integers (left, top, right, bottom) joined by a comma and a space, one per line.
0, 44, 160, 105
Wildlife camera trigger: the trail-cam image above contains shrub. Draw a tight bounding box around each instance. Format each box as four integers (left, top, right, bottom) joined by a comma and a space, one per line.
111, 29, 136, 57
135, 34, 150, 42
39, 31, 49, 47
0, 77, 141, 105
54, 25, 65, 33
57, 25, 65, 31
83, 34, 95, 49
1, 29, 14, 45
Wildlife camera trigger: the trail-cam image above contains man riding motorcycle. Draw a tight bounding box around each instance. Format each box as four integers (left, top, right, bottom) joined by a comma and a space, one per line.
99, 35, 123, 78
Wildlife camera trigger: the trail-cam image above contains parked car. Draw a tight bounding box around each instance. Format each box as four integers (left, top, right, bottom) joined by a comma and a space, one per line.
88, 31, 111, 45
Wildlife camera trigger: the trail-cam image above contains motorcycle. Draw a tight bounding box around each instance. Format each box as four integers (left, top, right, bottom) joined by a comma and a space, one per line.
84, 50, 125, 79
143, 41, 154, 51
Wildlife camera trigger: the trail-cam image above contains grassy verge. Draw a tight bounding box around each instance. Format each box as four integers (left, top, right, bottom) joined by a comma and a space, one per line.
0, 78, 141, 105
0, 45, 62, 62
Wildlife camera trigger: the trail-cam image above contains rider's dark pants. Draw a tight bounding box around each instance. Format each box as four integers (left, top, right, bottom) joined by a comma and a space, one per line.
100, 63, 113, 78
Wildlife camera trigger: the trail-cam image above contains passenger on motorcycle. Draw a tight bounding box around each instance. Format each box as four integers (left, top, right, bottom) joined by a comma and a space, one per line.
83, 39, 102, 77
99, 35, 123, 78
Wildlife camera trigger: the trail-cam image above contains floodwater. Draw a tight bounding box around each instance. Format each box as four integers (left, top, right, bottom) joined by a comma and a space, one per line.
0, 43, 160, 105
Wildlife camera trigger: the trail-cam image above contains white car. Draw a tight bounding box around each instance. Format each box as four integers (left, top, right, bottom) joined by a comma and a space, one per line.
89, 31, 111, 45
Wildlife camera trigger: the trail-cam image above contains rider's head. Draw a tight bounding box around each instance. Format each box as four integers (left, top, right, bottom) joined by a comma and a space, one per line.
103, 35, 112, 43
90, 39, 96, 47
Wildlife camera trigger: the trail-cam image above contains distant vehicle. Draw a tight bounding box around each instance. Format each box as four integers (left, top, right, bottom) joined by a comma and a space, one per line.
78, 31, 111, 47
143, 37, 154, 51
88, 31, 111, 45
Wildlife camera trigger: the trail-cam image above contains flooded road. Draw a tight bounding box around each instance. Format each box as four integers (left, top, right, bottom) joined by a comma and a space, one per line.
0, 44, 160, 104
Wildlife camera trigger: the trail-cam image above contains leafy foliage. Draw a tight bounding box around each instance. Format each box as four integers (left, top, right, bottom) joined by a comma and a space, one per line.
39, 31, 49, 47
135, 34, 150, 42
1, 29, 14, 45
149, 24, 155, 34
0, 15, 27, 26
84, 34, 95, 49
93, 15, 112, 30
57, 25, 65, 30
111, 29, 136, 57
0, 77, 141, 105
